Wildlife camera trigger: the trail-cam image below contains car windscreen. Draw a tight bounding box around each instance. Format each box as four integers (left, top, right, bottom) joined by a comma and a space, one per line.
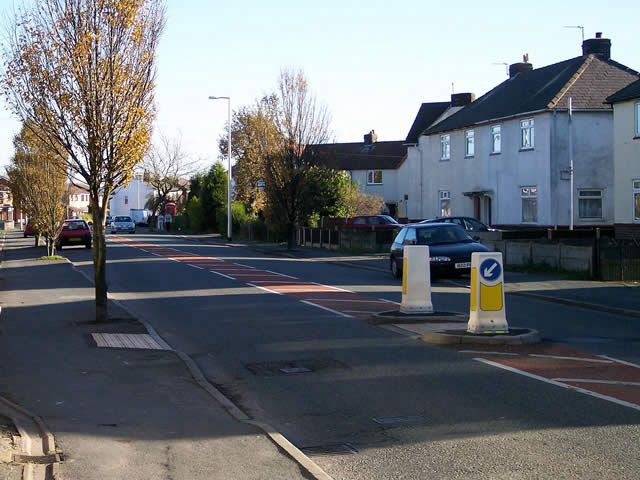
62, 222, 87, 231
416, 225, 471, 245
114, 216, 131, 222
380, 215, 398, 224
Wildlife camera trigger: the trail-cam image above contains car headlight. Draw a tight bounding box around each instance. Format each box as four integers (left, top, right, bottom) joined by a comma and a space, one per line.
430, 256, 451, 263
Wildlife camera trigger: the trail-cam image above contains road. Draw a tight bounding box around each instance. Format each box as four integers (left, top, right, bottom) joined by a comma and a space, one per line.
63, 232, 640, 480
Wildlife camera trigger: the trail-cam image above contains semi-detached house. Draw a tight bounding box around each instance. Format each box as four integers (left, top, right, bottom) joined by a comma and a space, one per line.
402, 33, 639, 227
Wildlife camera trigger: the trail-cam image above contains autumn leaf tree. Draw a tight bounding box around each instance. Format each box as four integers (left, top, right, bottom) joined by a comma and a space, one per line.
1, 0, 165, 321
6, 122, 68, 256
142, 133, 196, 226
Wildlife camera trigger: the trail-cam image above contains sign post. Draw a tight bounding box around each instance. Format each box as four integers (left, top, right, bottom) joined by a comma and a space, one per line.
400, 246, 434, 314
467, 252, 509, 334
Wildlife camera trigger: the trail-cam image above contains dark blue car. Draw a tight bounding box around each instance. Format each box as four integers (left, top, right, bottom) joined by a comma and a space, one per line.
390, 223, 489, 278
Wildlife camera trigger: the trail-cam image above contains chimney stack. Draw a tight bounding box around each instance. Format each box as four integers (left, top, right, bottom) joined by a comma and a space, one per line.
509, 54, 533, 78
582, 32, 611, 60
364, 129, 378, 144
450, 92, 475, 107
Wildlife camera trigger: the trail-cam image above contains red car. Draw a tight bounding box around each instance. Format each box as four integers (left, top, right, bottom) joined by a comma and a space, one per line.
23, 222, 37, 237
56, 219, 92, 250
346, 215, 400, 230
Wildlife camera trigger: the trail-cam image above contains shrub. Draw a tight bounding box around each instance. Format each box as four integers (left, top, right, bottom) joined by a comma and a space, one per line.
186, 196, 204, 232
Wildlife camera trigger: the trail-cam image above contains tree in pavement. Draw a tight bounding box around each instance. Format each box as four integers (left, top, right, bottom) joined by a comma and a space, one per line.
142, 134, 196, 227
6, 123, 68, 256
1, 0, 166, 322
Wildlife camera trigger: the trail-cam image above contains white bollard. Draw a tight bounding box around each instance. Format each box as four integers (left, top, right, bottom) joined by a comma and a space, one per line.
400, 245, 434, 314
467, 252, 509, 334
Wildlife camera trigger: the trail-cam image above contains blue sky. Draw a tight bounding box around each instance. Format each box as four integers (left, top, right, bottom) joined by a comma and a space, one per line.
1, 0, 638, 170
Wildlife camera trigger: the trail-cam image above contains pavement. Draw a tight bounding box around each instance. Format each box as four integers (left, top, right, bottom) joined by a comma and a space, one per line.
0, 230, 310, 480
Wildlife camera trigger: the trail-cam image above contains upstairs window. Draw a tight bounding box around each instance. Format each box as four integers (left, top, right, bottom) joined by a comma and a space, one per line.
521, 186, 537, 222
439, 190, 451, 217
520, 118, 535, 149
578, 189, 603, 220
440, 135, 450, 160
465, 130, 475, 157
491, 125, 501, 154
367, 170, 383, 185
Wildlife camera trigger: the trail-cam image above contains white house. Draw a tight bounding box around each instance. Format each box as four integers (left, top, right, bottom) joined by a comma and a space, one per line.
109, 174, 155, 218
307, 130, 408, 217
402, 33, 638, 227
607, 78, 640, 235
67, 184, 90, 218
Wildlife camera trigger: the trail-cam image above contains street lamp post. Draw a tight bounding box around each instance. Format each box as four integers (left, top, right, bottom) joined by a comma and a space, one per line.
208, 95, 232, 241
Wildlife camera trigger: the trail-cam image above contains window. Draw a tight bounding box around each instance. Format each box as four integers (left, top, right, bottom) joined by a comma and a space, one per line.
465, 130, 475, 157
633, 180, 640, 222
394, 228, 407, 244
491, 125, 501, 154
636, 103, 640, 137
352, 217, 366, 225
520, 118, 534, 149
404, 228, 417, 244
124, 195, 128, 205
367, 170, 383, 185
578, 189, 603, 219
440, 135, 450, 160
439, 190, 451, 217
521, 186, 538, 222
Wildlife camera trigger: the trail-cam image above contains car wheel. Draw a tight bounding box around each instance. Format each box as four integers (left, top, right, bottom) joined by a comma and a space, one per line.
390, 257, 401, 279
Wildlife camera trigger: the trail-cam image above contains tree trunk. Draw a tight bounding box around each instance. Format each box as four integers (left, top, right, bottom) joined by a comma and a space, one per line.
91, 196, 108, 322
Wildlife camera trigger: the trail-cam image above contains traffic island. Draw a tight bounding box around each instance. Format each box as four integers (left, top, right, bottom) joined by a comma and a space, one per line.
419, 327, 540, 345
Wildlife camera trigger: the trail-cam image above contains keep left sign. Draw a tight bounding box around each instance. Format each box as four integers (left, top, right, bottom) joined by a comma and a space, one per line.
467, 252, 509, 334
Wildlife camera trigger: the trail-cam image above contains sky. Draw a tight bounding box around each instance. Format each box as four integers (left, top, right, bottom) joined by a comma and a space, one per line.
0, 0, 638, 171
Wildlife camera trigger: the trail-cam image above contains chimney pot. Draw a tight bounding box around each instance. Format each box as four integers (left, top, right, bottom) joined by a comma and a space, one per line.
364, 130, 377, 144
509, 60, 533, 78
596, 32, 602, 38
450, 92, 475, 107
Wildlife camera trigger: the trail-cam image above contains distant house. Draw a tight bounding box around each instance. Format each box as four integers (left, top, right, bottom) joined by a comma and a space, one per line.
306, 130, 408, 216
0, 176, 15, 223
405, 33, 639, 227
607, 78, 640, 235
67, 184, 90, 218
109, 174, 155, 218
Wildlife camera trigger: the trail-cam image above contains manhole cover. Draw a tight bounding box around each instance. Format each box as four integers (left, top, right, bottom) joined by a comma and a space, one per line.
246, 358, 348, 376
372, 415, 426, 426
300, 443, 357, 456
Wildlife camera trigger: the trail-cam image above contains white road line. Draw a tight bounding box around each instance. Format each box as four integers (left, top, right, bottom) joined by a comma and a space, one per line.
552, 378, 640, 387
598, 355, 640, 369
210, 271, 235, 280
150, 252, 161, 256
247, 283, 283, 295
312, 282, 352, 293
528, 354, 613, 364
378, 298, 401, 305
232, 263, 257, 269
474, 358, 640, 412
232, 273, 285, 277
303, 299, 390, 303
263, 270, 298, 279
342, 310, 378, 314
190, 265, 205, 270
248, 280, 309, 284
460, 350, 519, 356
300, 300, 354, 318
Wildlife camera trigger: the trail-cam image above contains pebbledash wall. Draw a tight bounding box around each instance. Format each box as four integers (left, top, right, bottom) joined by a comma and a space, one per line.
399, 110, 615, 226
612, 99, 640, 225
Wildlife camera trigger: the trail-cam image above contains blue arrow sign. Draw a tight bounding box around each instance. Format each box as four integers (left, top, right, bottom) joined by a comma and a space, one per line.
479, 258, 502, 282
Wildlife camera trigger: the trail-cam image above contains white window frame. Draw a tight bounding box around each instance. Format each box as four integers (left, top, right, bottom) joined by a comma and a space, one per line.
440, 134, 451, 160
491, 125, 501, 154
578, 189, 604, 220
635, 102, 640, 137
520, 118, 535, 150
439, 190, 451, 217
367, 170, 383, 185
465, 130, 475, 157
633, 180, 640, 222
520, 186, 538, 223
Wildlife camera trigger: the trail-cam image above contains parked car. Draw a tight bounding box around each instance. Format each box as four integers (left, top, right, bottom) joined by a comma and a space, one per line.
105, 215, 113, 228
110, 215, 136, 234
56, 219, 92, 250
390, 223, 489, 278
23, 221, 37, 238
346, 215, 400, 230
420, 216, 494, 232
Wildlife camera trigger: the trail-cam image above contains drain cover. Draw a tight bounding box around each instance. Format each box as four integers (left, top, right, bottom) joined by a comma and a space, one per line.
372, 415, 426, 426
300, 443, 357, 456
92, 333, 167, 350
246, 358, 347, 376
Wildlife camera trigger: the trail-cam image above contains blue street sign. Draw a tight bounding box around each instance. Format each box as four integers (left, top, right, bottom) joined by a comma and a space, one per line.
257, 180, 266, 190
479, 258, 502, 282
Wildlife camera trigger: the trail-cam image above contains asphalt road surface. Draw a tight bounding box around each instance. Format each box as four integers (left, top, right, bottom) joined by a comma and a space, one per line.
63, 233, 640, 480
